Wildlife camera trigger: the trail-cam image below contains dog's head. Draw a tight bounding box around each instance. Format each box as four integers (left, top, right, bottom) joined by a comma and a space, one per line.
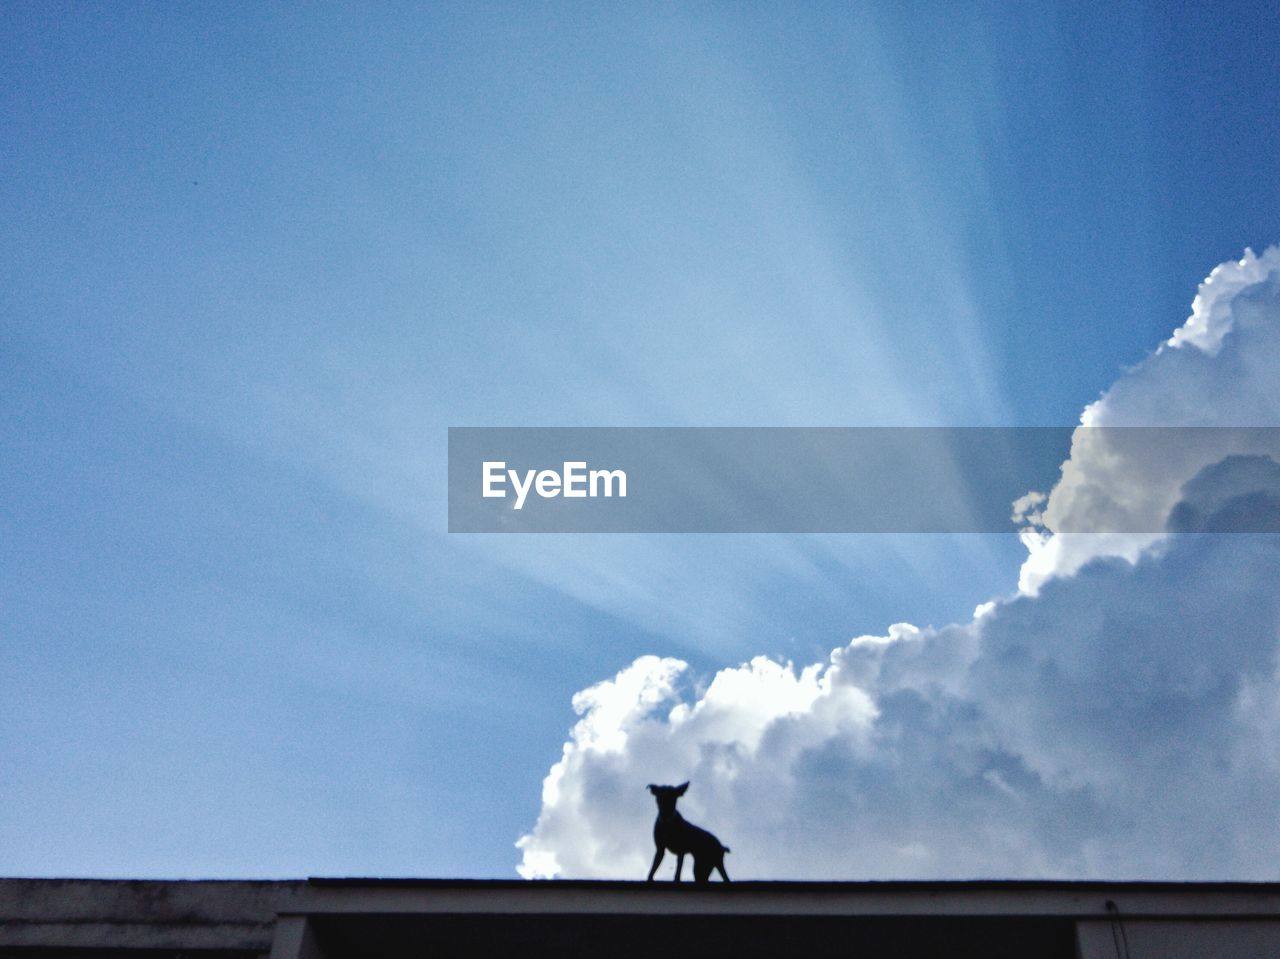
647, 781, 689, 815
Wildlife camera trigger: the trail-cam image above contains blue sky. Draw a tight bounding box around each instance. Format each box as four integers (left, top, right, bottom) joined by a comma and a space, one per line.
3, 2, 1279, 878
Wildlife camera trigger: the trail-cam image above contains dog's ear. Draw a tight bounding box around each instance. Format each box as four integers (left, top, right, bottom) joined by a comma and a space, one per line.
647, 784, 657, 793
676, 781, 689, 795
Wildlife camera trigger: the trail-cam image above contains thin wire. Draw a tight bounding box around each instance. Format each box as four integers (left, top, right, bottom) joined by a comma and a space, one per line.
1105, 899, 1132, 959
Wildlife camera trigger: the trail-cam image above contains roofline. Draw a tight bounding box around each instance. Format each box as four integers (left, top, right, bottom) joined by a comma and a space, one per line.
306, 877, 1280, 893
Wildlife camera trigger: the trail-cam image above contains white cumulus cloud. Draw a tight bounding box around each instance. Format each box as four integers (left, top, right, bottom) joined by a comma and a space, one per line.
1018, 246, 1280, 592
517, 248, 1280, 880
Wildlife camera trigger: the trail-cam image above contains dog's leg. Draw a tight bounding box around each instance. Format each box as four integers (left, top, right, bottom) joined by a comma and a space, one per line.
674, 853, 685, 882
647, 846, 665, 881
716, 859, 730, 883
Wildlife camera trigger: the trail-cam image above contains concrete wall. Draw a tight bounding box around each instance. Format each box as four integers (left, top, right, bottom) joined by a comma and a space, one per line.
1077, 918, 1280, 959
0, 879, 305, 955
5, 878, 1280, 958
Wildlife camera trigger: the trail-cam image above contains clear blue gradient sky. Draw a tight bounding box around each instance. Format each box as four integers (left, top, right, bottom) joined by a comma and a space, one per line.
3, 2, 1278, 876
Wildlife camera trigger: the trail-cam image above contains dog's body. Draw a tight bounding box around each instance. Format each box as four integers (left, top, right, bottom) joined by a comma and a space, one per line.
646, 782, 730, 883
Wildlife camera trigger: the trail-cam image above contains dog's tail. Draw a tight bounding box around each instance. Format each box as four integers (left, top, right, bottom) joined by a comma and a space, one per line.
722, 845, 731, 853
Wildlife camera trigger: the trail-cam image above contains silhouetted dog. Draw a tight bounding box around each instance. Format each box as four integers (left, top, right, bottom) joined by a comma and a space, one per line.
646, 782, 730, 883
